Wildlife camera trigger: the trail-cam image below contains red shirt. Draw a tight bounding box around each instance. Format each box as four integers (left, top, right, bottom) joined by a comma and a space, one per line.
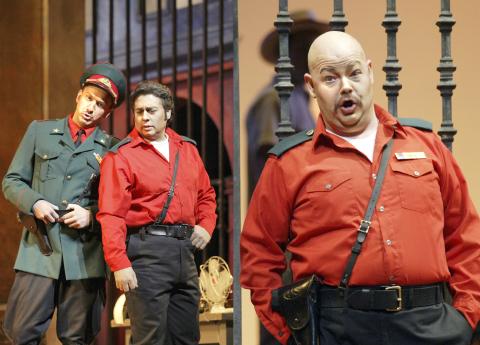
240, 105, 480, 344
68, 115, 95, 143
97, 127, 217, 271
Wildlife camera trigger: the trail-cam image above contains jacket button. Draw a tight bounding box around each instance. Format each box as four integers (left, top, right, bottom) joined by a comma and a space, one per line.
43, 154, 48, 159
66, 175, 72, 180
324, 183, 332, 190
62, 200, 68, 206
413, 170, 420, 176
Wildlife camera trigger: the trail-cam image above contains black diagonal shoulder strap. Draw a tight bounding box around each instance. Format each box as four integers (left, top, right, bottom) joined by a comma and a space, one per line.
339, 138, 394, 290
155, 151, 180, 224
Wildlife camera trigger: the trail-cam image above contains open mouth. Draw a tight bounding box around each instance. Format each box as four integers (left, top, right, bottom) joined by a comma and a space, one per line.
339, 99, 357, 115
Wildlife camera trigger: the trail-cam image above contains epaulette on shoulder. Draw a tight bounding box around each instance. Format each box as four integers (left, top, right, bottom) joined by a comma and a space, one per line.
268, 129, 314, 157
397, 118, 432, 132
181, 135, 197, 146
109, 137, 132, 153
109, 135, 121, 147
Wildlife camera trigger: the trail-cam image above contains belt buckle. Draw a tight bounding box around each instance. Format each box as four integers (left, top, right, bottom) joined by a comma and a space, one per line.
385, 285, 403, 311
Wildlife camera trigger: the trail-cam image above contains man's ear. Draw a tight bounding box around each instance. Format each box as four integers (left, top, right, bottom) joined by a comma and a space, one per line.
367, 59, 374, 84
75, 89, 83, 103
304, 73, 316, 98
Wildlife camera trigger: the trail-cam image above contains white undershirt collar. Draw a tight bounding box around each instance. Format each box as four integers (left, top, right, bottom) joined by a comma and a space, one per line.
326, 116, 379, 162
148, 133, 170, 161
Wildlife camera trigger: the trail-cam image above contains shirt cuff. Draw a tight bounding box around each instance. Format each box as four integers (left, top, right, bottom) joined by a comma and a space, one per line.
107, 255, 132, 272
198, 219, 216, 235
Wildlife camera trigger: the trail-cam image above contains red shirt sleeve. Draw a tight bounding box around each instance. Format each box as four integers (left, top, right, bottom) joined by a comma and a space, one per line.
194, 149, 217, 234
240, 157, 292, 345
97, 152, 133, 272
436, 136, 480, 329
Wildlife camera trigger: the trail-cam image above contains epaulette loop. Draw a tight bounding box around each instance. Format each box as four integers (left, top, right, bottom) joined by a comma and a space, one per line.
181, 135, 197, 146
397, 118, 433, 132
268, 129, 314, 157
109, 137, 132, 153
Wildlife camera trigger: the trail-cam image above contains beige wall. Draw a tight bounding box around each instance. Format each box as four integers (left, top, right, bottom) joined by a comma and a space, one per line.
238, 1, 480, 344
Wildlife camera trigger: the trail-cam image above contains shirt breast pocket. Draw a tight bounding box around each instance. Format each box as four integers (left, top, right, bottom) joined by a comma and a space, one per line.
301, 171, 357, 229
34, 148, 61, 181
390, 159, 440, 212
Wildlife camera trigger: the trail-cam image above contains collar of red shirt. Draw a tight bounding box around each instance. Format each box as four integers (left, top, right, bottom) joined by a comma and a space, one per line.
311, 104, 407, 148
127, 127, 182, 147
68, 114, 96, 141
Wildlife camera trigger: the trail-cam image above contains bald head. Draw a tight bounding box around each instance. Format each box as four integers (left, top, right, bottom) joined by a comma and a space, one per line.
304, 31, 375, 137
308, 31, 367, 73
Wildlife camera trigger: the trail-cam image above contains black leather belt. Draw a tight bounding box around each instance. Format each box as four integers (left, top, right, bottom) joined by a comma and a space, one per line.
317, 283, 444, 311
128, 224, 193, 239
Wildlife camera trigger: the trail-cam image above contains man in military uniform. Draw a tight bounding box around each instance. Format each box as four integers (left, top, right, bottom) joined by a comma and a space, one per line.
241, 31, 480, 345
98, 81, 217, 345
2, 63, 126, 345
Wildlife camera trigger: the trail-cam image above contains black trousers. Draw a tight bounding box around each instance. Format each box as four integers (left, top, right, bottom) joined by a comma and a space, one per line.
2, 269, 104, 345
317, 303, 473, 345
125, 234, 200, 345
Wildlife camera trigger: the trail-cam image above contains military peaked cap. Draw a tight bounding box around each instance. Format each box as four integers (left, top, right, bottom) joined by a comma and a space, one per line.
80, 63, 127, 107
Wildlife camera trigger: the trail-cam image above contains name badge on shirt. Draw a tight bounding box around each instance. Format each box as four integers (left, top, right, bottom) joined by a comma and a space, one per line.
93, 152, 103, 164
395, 152, 427, 160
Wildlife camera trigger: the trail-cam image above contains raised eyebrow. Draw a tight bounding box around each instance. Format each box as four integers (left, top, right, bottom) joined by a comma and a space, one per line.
319, 67, 337, 74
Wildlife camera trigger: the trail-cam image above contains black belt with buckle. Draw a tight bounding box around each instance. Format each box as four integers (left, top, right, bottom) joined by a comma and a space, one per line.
128, 224, 194, 239
317, 283, 444, 311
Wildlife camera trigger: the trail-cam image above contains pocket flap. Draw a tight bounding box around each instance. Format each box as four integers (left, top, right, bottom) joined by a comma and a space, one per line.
306, 171, 352, 192
391, 159, 434, 178
34, 148, 61, 161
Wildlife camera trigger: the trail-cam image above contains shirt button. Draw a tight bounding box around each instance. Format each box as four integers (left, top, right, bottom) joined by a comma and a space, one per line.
386, 239, 392, 246
372, 173, 377, 180
413, 170, 420, 177
324, 183, 332, 190
389, 275, 395, 282
278, 330, 284, 337
43, 154, 48, 159
62, 200, 68, 206
378, 205, 385, 212
66, 175, 72, 180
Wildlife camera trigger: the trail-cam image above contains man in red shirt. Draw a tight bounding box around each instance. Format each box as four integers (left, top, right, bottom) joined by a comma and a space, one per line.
241, 31, 480, 345
2, 63, 126, 345
97, 80, 217, 345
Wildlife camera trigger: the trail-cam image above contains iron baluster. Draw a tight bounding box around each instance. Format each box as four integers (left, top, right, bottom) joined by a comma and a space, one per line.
157, 0, 163, 82
141, 0, 147, 80
201, 0, 209, 161
126, 0, 132, 131
330, 0, 348, 32
108, 0, 114, 132
382, 0, 402, 117
187, 0, 193, 138
437, 0, 457, 150
217, 0, 225, 259
274, 0, 295, 140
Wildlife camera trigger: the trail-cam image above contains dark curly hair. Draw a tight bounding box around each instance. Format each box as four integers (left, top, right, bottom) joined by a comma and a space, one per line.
130, 80, 174, 116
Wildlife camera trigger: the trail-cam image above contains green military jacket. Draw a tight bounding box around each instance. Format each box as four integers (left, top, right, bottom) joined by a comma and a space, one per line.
2, 117, 118, 280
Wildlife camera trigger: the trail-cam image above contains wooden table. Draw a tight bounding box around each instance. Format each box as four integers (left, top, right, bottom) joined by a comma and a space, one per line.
111, 309, 233, 345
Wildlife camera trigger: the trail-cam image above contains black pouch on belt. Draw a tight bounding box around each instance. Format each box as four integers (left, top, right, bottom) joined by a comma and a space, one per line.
271, 275, 322, 345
